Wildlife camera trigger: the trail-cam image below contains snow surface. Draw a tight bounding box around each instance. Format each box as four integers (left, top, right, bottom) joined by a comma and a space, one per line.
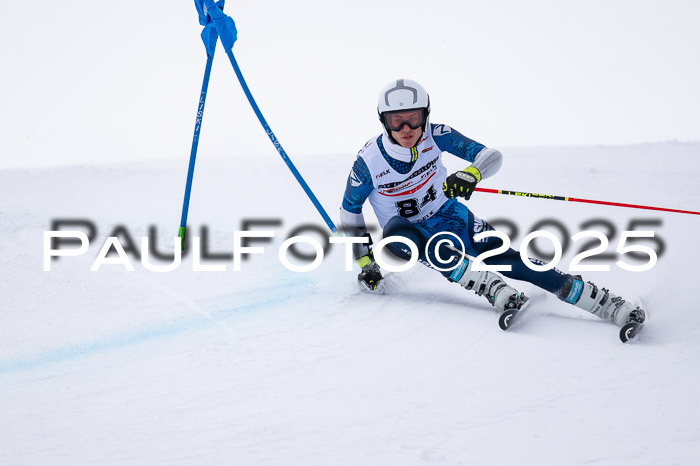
1, 142, 699, 465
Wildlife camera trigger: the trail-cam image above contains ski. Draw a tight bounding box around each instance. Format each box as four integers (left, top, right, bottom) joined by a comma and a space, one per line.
498, 293, 529, 331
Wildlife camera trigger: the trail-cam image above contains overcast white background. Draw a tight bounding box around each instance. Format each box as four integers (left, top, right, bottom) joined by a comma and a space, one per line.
1, 0, 699, 170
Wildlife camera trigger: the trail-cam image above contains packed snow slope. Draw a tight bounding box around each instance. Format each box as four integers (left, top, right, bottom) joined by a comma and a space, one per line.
1, 142, 699, 465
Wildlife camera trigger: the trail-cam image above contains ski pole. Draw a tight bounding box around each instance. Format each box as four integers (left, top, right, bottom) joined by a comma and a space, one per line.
474, 187, 700, 216
178, 1, 225, 250
202, 0, 338, 234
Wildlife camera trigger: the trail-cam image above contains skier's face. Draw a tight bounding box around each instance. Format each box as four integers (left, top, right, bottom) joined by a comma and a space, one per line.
391, 124, 423, 148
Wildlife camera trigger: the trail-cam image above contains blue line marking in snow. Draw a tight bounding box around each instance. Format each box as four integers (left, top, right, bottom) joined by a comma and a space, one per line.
0, 290, 301, 375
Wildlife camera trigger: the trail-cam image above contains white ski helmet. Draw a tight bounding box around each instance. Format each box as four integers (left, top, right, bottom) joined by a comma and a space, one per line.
377, 78, 430, 132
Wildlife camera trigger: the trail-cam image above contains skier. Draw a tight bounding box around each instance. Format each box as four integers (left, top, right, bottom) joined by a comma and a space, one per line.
339, 78, 646, 335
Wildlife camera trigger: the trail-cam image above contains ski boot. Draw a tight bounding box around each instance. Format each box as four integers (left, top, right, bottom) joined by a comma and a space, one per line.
564, 278, 646, 342
448, 258, 528, 329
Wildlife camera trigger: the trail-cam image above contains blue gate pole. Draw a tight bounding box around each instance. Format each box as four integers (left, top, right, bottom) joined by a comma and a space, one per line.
179, 53, 215, 250
179, 1, 226, 250
201, 0, 337, 234
223, 49, 338, 234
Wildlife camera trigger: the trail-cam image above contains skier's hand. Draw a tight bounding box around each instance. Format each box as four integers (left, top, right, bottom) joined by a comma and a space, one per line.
357, 256, 384, 293
443, 166, 481, 200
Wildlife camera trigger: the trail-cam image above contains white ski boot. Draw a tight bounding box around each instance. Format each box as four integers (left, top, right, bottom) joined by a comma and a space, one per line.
448, 258, 526, 312
568, 280, 646, 327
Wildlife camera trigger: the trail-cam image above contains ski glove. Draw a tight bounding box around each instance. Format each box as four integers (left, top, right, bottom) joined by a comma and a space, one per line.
443, 166, 481, 200
357, 256, 384, 292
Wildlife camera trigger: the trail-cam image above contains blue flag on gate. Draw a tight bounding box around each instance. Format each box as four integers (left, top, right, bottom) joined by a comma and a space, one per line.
198, 0, 237, 52
193, 0, 236, 57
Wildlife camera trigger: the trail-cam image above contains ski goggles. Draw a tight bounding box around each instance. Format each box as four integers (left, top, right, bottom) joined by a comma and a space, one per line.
381, 108, 427, 132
